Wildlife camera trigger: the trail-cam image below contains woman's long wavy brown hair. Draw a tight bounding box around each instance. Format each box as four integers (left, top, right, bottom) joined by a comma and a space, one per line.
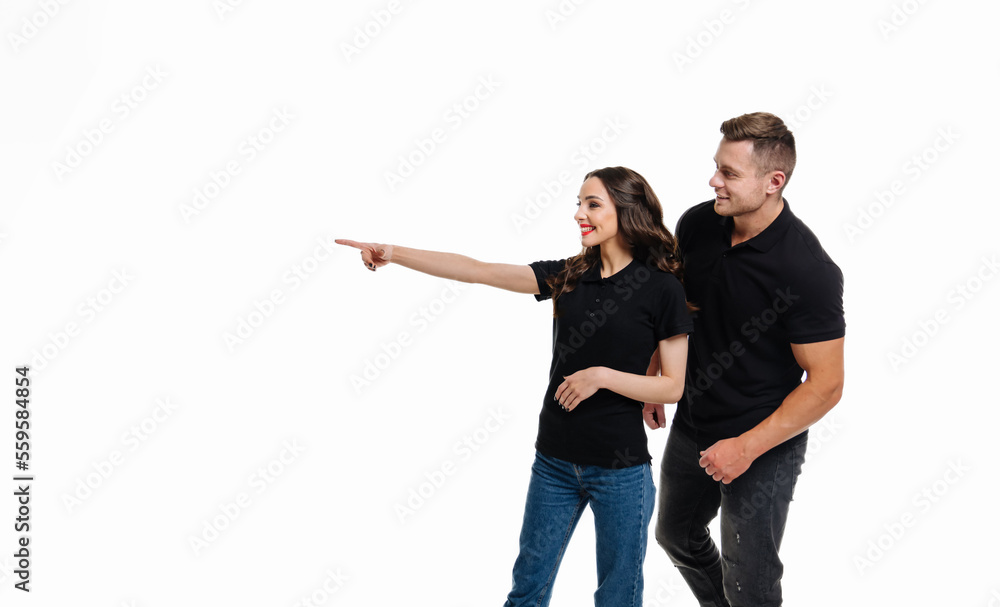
547, 166, 693, 315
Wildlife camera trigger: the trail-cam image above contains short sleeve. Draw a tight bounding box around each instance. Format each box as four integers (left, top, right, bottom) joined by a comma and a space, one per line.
784, 262, 846, 344
528, 259, 567, 302
674, 204, 696, 242
653, 273, 694, 341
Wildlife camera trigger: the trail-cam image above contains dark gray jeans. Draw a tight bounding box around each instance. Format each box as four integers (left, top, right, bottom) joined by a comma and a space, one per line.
654, 424, 807, 607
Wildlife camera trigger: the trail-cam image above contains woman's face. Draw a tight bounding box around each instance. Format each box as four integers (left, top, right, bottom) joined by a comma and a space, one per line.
575, 176, 620, 248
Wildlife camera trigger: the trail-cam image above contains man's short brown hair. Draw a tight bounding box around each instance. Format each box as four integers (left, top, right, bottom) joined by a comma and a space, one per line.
720, 112, 796, 191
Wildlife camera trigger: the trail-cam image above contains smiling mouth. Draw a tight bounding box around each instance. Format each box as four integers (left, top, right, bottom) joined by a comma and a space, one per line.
580, 225, 595, 234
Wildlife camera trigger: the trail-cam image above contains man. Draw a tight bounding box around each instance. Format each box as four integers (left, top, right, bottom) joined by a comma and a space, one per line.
644, 112, 845, 606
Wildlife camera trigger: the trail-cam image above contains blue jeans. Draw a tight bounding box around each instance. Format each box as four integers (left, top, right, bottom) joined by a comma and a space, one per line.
654, 424, 807, 607
504, 451, 655, 607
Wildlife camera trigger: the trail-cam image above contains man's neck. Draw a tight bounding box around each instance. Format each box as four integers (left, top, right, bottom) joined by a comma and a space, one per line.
732, 196, 784, 247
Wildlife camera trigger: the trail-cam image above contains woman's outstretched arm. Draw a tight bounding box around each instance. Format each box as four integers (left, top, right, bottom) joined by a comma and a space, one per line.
335, 239, 539, 294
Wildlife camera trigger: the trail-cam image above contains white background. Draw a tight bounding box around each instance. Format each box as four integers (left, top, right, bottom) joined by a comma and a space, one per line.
1, 0, 998, 605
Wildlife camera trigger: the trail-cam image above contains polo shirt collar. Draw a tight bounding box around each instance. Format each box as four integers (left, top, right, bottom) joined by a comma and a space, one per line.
580, 256, 638, 284
721, 198, 794, 252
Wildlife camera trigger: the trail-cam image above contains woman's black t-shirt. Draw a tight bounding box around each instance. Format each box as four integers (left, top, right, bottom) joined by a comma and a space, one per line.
529, 257, 693, 469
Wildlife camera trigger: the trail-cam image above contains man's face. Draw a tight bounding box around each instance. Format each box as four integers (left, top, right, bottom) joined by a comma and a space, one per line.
708, 138, 773, 217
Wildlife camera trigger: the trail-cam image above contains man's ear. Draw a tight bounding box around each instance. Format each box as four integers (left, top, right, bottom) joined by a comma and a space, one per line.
767, 171, 786, 195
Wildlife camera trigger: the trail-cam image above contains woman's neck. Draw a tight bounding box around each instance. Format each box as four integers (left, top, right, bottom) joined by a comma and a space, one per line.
598, 240, 633, 278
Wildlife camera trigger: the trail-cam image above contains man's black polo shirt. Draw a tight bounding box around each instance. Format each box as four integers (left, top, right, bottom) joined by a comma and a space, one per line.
673, 199, 845, 447
529, 257, 693, 469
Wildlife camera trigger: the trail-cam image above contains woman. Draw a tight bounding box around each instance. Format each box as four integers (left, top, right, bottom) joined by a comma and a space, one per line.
337, 166, 692, 607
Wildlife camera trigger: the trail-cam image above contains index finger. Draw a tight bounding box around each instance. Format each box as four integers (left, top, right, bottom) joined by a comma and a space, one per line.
334, 239, 369, 251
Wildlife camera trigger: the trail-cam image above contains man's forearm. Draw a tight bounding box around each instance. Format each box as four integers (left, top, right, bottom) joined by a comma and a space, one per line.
741, 377, 843, 461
